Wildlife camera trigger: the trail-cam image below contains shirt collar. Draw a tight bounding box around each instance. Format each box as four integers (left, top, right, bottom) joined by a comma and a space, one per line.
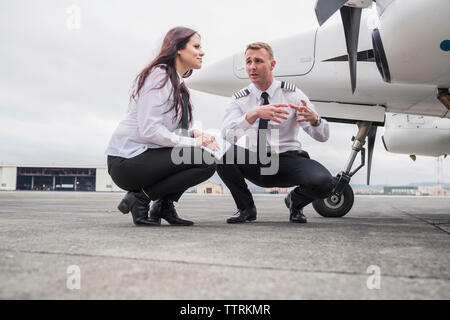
250, 79, 279, 99
177, 71, 184, 84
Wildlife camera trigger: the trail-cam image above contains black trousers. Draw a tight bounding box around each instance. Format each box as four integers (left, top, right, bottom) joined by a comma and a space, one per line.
107, 147, 216, 202
217, 145, 334, 210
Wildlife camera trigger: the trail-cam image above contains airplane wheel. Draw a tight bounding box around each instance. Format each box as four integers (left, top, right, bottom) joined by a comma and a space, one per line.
312, 184, 354, 218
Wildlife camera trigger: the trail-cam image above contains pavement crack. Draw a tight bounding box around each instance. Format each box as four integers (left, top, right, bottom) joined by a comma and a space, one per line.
1, 248, 448, 282
393, 207, 450, 235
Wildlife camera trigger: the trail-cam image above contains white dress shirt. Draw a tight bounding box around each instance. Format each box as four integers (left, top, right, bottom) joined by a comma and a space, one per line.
222, 80, 329, 153
106, 65, 196, 158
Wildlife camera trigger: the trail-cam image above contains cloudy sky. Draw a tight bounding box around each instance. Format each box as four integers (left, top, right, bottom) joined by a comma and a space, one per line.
0, 0, 448, 185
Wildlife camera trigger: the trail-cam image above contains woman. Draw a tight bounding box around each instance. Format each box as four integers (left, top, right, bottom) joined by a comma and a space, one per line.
106, 27, 218, 226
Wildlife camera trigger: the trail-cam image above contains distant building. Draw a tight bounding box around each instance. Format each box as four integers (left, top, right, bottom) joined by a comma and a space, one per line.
196, 181, 223, 195
353, 187, 383, 195
418, 186, 450, 196
265, 187, 290, 194
383, 186, 420, 195
248, 185, 267, 194
383, 185, 450, 196
0, 164, 121, 192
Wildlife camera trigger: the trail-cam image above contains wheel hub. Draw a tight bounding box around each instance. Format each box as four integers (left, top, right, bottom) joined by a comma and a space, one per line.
330, 195, 340, 203
325, 194, 345, 209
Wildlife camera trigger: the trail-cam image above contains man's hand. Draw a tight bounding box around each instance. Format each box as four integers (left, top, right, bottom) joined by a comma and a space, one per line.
245, 103, 290, 124
289, 100, 319, 125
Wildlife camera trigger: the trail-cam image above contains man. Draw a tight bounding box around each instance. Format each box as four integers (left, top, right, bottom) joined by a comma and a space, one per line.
217, 42, 334, 224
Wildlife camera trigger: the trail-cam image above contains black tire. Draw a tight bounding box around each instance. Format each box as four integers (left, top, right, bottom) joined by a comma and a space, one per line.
312, 184, 354, 218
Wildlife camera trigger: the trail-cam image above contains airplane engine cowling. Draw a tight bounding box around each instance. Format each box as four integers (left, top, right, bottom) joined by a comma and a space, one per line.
382, 114, 450, 157
374, 0, 450, 87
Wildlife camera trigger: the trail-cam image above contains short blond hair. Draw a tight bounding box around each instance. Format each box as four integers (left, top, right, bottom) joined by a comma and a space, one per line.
245, 42, 274, 60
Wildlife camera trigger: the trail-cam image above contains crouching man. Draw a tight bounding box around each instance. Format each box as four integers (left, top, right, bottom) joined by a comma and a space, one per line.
217, 42, 334, 224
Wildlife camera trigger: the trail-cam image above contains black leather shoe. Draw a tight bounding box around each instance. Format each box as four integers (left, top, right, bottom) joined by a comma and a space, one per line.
117, 191, 160, 226
149, 199, 193, 226
226, 207, 257, 224
284, 192, 307, 223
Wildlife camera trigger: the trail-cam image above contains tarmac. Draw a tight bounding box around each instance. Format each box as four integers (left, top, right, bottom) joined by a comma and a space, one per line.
0, 191, 449, 300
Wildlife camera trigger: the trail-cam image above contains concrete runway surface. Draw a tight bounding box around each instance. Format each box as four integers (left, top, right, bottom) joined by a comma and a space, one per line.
0, 191, 449, 299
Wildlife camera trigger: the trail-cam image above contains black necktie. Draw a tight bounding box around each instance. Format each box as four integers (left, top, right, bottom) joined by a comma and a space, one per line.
257, 92, 270, 156
180, 84, 189, 133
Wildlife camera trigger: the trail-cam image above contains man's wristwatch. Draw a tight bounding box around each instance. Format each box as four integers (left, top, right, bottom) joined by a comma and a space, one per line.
312, 115, 321, 127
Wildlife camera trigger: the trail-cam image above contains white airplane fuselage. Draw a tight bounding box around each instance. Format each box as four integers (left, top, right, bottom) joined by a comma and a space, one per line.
189, 0, 450, 116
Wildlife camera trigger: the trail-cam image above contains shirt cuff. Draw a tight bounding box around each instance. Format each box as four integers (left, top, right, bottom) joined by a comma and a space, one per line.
178, 136, 197, 147
240, 113, 254, 131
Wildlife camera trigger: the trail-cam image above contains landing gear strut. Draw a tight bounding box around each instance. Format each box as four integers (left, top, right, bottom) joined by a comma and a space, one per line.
313, 121, 375, 218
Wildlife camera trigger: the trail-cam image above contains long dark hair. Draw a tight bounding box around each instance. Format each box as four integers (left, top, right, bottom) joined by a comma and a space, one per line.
131, 27, 198, 125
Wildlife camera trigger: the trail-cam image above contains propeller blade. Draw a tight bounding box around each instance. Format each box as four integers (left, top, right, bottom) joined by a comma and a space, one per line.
366, 126, 377, 185
340, 6, 362, 94
314, 0, 348, 26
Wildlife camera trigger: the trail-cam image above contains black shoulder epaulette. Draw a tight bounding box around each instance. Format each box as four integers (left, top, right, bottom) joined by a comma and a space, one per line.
281, 81, 296, 92
233, 88, 250, 99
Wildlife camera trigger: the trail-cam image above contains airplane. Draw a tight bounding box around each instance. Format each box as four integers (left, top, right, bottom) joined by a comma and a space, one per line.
187, 0, 450, 218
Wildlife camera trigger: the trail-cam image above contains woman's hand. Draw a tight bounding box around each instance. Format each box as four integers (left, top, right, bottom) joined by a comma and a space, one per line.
194, 132, 220, 151
191, 129, 202, 138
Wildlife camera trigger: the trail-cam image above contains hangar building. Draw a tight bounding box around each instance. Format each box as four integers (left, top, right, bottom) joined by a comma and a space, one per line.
0, 165, 121, 192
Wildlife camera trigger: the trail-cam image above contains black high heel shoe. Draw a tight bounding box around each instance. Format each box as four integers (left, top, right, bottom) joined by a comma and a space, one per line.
117, 191, 160, 226
117, 191, 134, 214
